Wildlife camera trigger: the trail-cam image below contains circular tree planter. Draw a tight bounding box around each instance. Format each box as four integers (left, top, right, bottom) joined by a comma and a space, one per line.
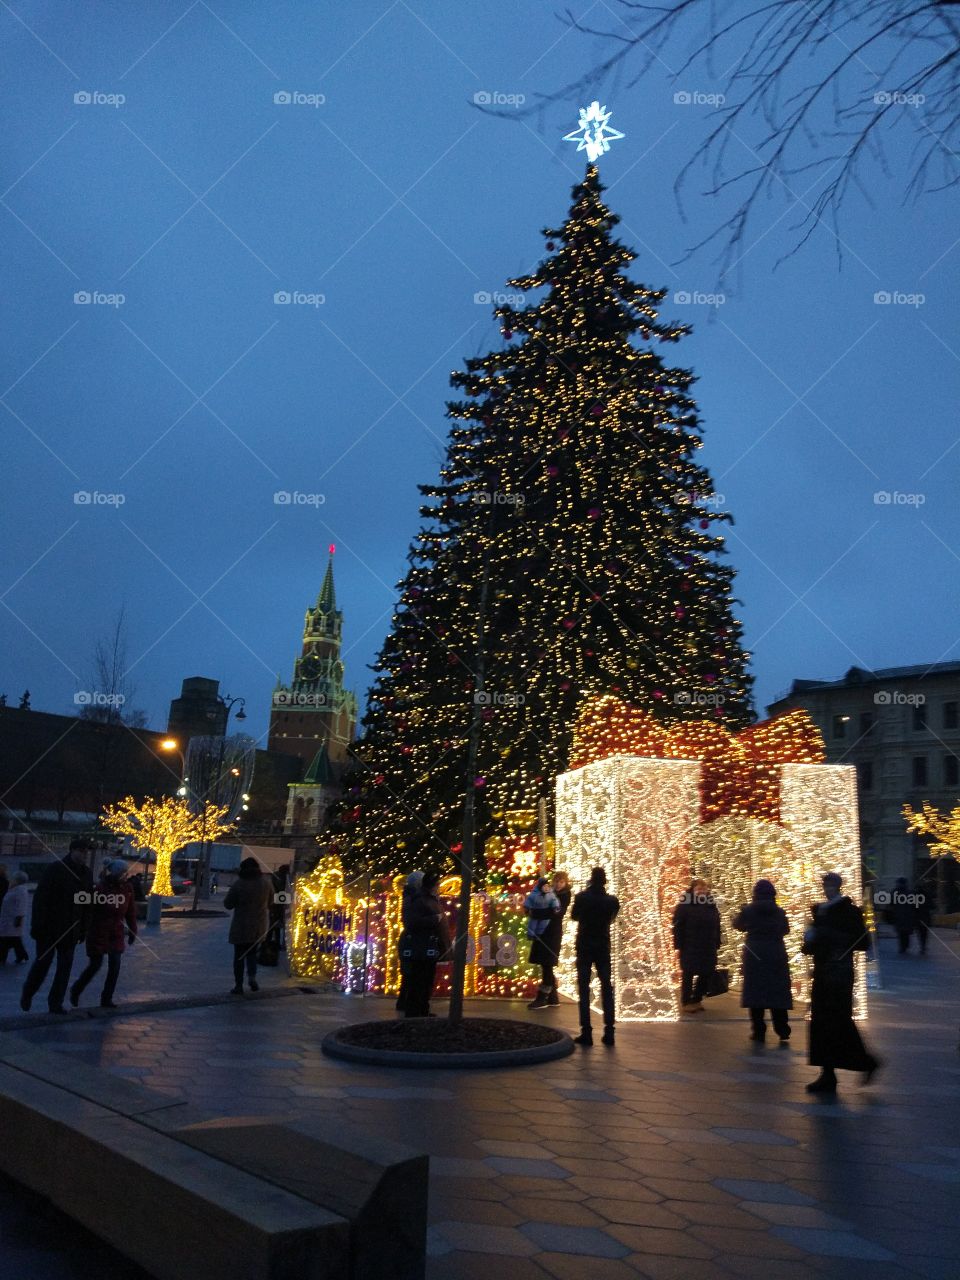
322, 1017, 574, 1069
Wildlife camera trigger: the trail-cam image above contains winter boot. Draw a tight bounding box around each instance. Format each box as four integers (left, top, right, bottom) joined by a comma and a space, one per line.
806, 1069, 838, 1094
574, 1028, 594, 1047
527, 986, 550, 1011
601, 1026, 615, 1046
547, 987, 560, 1006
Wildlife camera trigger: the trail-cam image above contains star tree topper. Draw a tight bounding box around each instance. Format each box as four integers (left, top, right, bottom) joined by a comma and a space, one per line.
563, 101, 624, 163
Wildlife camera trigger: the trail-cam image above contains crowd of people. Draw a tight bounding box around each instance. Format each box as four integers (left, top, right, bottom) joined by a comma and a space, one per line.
394, 863, 885, 1093
0, 846, 898, 1093
0, 843, 288, 1012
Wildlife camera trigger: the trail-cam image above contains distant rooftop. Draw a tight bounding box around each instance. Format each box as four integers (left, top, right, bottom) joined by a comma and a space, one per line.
771, 661, 960, 706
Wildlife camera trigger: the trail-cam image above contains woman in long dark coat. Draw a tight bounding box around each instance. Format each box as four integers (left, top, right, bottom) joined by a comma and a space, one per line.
732, 879, 792, 1042
802, 872, 880, 1093
672, 879, 721, 1011
527, 871, 571, 1010
224, 858, 272, 995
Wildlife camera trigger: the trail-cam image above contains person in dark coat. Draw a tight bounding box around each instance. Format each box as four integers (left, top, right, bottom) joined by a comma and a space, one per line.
395, 870, 424, 1013
802, 872, 881, 1093
732, 879, 792, 1042
399, 867, 450, 1018
70, 860, 137, 1009
889, 877, 915, 954
21, 838, 93, 1014
672, 879, 722, 1012
571, 867, 620, 1046
224, 858, 272, 994
527, 871, 571, 1009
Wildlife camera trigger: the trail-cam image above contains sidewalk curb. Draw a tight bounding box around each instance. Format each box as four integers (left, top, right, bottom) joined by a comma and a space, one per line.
321, 1026, 575, 1070
0, 984, 315, 1032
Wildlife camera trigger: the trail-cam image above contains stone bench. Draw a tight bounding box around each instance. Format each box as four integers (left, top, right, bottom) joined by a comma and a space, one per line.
0, 1039, 427, 1280
176, 1118, 428, 1280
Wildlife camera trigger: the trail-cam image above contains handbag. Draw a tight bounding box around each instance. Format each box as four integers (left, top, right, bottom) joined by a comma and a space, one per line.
258, 939, 279, 967
703, 968, 730, 997
399, 929, 442, 962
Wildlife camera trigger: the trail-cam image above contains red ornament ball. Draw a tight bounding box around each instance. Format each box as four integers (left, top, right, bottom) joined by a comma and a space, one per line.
504, 330, 513, 339
591, 404, 604, 416
546, 241, 555, 250
587, 507, 602, 520
675, 607, 686, 619
653, 689, 664, 700
547, 464, 560, 476
474, 776, 486, 788
700, 519, 710, 529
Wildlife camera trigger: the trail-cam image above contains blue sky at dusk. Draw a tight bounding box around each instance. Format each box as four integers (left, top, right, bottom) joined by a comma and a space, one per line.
2, 2, 958, 745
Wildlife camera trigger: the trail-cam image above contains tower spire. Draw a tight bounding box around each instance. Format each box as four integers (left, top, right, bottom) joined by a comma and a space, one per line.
317, 544, 336, 613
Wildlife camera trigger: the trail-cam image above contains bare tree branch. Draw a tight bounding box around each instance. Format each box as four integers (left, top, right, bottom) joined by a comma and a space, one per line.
514, 2, 960, 282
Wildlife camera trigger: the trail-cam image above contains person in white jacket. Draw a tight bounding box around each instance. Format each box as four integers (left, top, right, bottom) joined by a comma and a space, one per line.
0, 871, 30, 964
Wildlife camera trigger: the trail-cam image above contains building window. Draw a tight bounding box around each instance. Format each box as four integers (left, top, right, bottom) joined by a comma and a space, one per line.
945, 755, 959, 787
859, 711, 873, 736
832, 714, 849, 739
858, 761, 873, 791
913, 703, 927, 731
912, 756, 928, 787
944, 701, 958, 730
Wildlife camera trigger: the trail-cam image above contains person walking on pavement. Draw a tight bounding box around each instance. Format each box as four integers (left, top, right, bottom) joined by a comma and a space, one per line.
889, 876, 916, 955
21, 838, 93, 1014
525, 875, 560, 1008
732, 879, 792, 1043
527, 871, 571, 1010
224, 858, 272, 995
70, 859, 137, 1009
571, 866, 620, 1046
396, 870, 424, 1013
399, 867, 450, 1018
672, 878, 722, 1013
913, 881, 931, 955
803, 872, 881, 1094
0, 871, 31, 964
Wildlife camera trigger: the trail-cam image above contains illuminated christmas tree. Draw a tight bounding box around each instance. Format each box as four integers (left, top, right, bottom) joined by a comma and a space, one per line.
331, 163, 753, 874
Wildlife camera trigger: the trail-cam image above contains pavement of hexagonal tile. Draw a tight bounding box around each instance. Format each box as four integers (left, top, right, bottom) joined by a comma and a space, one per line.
2, 924, 960, 1279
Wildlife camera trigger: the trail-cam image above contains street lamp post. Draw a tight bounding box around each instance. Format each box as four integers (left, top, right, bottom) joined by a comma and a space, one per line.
191, 694, 246, 912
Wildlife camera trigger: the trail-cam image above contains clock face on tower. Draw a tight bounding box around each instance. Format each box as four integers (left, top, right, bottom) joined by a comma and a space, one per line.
299, 652, 322, 681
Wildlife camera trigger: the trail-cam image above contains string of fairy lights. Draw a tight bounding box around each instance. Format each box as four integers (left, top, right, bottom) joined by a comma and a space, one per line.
328, 164, 753, 874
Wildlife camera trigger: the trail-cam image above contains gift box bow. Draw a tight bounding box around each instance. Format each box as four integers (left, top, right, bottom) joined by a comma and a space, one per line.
569, 696, 825, 823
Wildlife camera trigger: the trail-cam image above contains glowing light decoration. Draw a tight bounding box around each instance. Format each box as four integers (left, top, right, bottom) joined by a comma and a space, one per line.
290, 844, 545, 1000
101, 794, 235, 897
563, 101, 625, 163
556, 756, 700, 1021
556, 706, 867, 1021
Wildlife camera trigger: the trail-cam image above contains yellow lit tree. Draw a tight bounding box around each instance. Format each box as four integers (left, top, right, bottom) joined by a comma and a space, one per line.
903, 802, 960, 858
101, 795, 236, 896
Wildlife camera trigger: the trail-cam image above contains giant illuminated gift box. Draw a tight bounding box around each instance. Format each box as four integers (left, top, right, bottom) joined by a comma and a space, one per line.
554, 697, 868, 1022
289, 809, 555, 1000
